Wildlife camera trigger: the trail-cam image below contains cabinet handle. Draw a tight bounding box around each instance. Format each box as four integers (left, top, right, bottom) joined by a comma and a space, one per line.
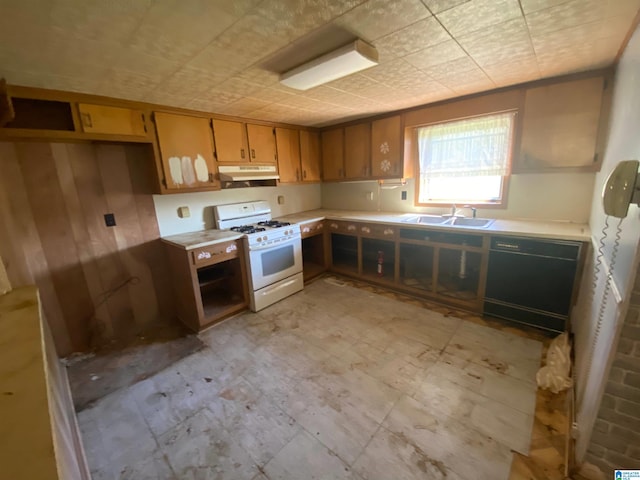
347, 225, 356, 231
81, 112, 93, 128
141, 113, 147, 133
302, 226, 310, 233
208, 173, 215, 183
384, 228, 394, 236
241, 148, 245, 159
361, 226, 371, 234
296, 168, 300, 181
251, 149, 256, 159
303, 170, 307, 179
197, 251, 212, 260
330, 223, 338, 229
317, 223, 323, 230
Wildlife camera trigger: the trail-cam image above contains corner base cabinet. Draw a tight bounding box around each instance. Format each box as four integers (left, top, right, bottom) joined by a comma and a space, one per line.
165, 239, 248, 331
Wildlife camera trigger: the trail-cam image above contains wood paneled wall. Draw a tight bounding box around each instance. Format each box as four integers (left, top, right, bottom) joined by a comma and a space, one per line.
0, 141, 175, 356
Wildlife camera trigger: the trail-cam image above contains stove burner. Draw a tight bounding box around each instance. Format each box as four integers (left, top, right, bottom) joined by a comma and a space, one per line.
257, 220, 291, 228
231, 225, 266, 234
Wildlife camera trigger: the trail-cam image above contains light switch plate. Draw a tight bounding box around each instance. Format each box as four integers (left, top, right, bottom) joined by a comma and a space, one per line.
277, 195, 285, 205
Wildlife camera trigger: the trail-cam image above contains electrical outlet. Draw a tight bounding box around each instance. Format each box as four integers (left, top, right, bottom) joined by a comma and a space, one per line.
104, 213, 116, 227
277, 195, 285, 205
178, 206, 190, 218
366, 191, 374, 201
401, 191, 407, 200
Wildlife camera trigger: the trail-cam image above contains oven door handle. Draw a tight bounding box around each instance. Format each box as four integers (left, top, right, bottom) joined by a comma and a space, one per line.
249, 235, 301, 252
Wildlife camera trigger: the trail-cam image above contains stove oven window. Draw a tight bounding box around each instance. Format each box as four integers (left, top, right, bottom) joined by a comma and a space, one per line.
261, 244, 295, 276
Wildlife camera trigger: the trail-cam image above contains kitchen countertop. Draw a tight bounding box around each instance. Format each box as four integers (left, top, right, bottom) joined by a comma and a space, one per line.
161, 209, 591, 250
161, 229, 244, 250
276, 209, 591, 242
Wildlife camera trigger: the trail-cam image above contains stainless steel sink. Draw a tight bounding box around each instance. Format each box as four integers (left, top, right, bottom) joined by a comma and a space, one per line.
449, 217, 495, 228
401, 214, 450, 225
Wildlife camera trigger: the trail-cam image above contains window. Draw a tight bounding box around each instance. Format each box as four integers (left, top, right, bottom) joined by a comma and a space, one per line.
415, 111, 516, 206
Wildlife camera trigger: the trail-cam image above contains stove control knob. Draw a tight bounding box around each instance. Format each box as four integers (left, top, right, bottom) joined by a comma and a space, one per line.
256, 236, 262, 242
263, 235, 268, 241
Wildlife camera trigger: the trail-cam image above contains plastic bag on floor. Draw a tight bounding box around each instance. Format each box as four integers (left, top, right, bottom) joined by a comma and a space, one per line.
536, 332, 572, 393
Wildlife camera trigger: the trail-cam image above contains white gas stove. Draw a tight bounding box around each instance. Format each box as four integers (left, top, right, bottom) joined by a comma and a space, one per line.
213, 201, 303, 311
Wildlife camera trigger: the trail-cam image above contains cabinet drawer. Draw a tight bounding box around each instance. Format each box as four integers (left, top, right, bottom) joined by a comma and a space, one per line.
358, 223, 397, 239
300, 221, 324, 238
191, 241, 239, 267
327, 220, 359, 234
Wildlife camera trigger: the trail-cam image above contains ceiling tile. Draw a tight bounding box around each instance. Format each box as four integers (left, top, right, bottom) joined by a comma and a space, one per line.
334, 0, 431, 41
421, 0, 471, 14
233, 68, 280, 87
245, 87, 299, 104
404, 40, 468, 70
361, 58, 426, 86
126, 1, 240, 62
436, 0, 522, 37
49, 0, 151, 45
184, 97, 229, 114
482, 56, 541, 86
373, 16, 452, 61
519, 0, 568, 15
458, 18, 535, 67
217, 97, 274, 116
214, 78, 265, 97
152, 67, 231, 97
606, 0, 640, 17
326, 73, 382, 92
525, 0, 605, 37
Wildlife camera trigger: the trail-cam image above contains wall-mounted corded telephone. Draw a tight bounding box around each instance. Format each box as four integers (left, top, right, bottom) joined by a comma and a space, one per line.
602, 159, 640, 218
578, 159, 639, 407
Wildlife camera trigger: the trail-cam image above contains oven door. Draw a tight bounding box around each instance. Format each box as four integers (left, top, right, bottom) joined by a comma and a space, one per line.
248, 235, 303, 291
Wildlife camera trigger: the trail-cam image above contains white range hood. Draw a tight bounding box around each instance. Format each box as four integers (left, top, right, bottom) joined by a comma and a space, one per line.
218, 165, 279, 182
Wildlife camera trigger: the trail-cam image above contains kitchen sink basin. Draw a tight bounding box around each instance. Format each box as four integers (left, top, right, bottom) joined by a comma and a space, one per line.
401, 214, 450, 225
449, 217, 495, 228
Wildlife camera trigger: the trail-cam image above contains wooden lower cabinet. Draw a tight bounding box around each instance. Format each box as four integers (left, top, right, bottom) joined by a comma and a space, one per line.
165, 240, 248, 331
300, 221, 328, 282
327, 220, 488, 311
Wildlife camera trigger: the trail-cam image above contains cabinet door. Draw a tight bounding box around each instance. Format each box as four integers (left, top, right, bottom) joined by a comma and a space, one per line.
275, 127, 301, 183
78, 103, 147, 136
246, 123, 277, 164
212, 119, 249, 163
300, 130, 321, 182
154, 112, 219, 190
321, 128, 344, 181
344, 123, 371, 179
371, 115, 403, 177
518, 76, 605, 171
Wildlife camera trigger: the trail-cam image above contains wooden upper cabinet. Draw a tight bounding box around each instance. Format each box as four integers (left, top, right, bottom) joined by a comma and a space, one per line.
300, 130, 321, 182
321, 128, 345, 181
211, 119, 249, 163
153, 112, 219, 190
371, 115, 403, 177
517, 75, 607, 171
344, 123, 371, 179
275, 127, 301, 183
246, 123, 277, 164
77, 103, 147, 137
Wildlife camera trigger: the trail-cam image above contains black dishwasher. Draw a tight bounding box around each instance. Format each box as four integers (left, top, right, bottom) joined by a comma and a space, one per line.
484, 236, 583, 332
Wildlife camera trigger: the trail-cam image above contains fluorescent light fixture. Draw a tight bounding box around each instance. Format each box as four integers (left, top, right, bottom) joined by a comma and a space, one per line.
280, 39, 378, 90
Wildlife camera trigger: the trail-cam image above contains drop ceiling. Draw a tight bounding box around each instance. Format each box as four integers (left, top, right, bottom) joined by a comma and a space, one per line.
0, 0, 638, 127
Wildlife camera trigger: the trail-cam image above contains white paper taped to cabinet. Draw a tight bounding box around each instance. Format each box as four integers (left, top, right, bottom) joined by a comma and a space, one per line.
536, 332, 572, 394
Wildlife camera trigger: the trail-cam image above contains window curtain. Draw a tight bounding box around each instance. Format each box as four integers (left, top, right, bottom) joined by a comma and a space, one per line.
417, 111, 515, 178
